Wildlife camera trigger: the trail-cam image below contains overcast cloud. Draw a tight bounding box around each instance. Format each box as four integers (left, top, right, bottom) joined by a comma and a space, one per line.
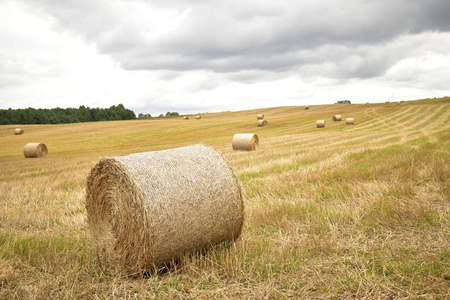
1, 0, 449, 115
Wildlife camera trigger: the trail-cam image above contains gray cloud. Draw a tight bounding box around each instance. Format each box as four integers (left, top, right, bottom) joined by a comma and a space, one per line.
17, 0, 450, 84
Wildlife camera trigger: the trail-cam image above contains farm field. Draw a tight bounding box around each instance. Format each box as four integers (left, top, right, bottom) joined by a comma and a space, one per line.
0, 98, 449, 299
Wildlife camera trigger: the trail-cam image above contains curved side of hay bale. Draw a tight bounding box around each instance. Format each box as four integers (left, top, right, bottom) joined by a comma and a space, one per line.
256, 114, 264, 120
86, 145, 244, 274
257, 120, 267, 127
332, 114, 342, 121
183, 116, 189, 120
346, 118, 355, 125
232, 133, 259, 151
305, 106, 310, 110
195, 115, 201, 119
14, 128, 24, 135
316, 120, 325, 128
23, 143, 48, 158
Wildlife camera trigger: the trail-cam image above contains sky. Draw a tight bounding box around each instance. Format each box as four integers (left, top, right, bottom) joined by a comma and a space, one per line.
1, 0, 449, 116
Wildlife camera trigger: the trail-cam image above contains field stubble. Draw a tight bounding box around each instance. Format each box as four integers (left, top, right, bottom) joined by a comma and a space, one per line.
0, 98, 449, 299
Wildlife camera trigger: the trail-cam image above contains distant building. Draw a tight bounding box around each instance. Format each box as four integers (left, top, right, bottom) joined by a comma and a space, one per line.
335, 100, 351, 104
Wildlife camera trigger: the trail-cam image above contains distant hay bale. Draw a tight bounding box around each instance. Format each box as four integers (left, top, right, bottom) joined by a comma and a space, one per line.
346, 118, 355, 125
232, 133, 259, 151
86, 145, 244, 274
332, 114, 342, 121
305, 106, 310, 110
256, 114, 264, 120
316, 120, 325, 128
183, 116, 189, 120
14, 128, 24, 135
23, 143, 48, 158
257, 120, 267, 127
195, 115, 201, 119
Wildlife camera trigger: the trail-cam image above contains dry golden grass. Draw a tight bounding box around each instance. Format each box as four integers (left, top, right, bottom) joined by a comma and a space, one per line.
1, 97, 449, 299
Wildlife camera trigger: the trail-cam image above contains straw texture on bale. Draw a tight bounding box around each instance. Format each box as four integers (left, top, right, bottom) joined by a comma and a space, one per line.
23, 143, 48, 158
14, 128, 24, 135
346, 118, 355, 125
86, 145, 244, 274
305, 106, 310, 110
257, 119, 267, 127
332, 114, 342, 121
316, 120, 325, 128
195, 115, 201, 119
256, 114, 264, 119
183, 116, 189, 120
232, 133, 259, 151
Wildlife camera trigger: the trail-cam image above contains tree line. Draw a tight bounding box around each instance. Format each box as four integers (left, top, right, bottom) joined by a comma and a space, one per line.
0, 104, 136, 125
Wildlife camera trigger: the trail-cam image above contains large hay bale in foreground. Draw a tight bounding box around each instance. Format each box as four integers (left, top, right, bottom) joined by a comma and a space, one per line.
14, 128, 24, 135
316, 120, 325, 128
332, 114, 342, 121
196, 115, 201, 119
346, 118, 355, 125
256, 114, 264, 119
257, 119, 267, 127
86, 145, 244, 274
23, 143, 48, 158
232, 133, 259, 151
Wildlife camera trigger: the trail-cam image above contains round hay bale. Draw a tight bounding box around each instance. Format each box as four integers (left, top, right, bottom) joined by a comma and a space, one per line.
232, 133, 259, 151
86, 145, 244, 274
332, 114, 342, 121
257, 119, 267, 127
183, 116, 189, 120
195, 115, 201, 119
256, 114, 264, 120
305, 106, 310, 110
14, 128, 24, 135
316, 120, 325, 128
346, 118, 355, 125
23, 143, 48, 158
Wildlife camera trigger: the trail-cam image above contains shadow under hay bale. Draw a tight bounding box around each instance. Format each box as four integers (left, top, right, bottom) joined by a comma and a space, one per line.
316, 120, 325, 128
256, 114, 264, 120
86, 145, 244, 275
332, 114, 342, 121
232, 133, 259, 151
14, 128, 24, 135
257, 119, 267, 126
346, 118, 355, 125
23, 143, 48, 158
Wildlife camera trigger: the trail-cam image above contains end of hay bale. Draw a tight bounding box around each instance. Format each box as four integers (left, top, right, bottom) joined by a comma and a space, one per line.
346, 118, 355, 125
232, 133, 259, 151
256, 114, 264, 120
316, 120, 325, 128
257, 119, 267, 127
14, 128, 24, 135
332, 114, 342, 121
86, 144, 244, 274
23, 143, 48, 158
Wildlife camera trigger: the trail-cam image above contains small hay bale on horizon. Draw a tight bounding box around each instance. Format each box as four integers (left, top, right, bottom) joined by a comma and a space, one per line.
316, 120, 325, 128
183, 116, 189, 120
346, 118, 355, 125
195, 115, 201, 119
23, 143, 48, 158
232, 133, 259, 151
257, 119, 267, 127
305, 106, 310, 110
256, 114, 264, 120
14, 128, 24, 135
332, 114, 342, 121
85, 144, 244, 274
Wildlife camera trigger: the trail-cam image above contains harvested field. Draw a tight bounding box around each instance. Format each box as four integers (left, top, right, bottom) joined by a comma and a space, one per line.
0, 97, 449, 299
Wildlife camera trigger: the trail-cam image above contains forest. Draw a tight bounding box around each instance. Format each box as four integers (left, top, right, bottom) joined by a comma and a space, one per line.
0, 104, 136, 124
